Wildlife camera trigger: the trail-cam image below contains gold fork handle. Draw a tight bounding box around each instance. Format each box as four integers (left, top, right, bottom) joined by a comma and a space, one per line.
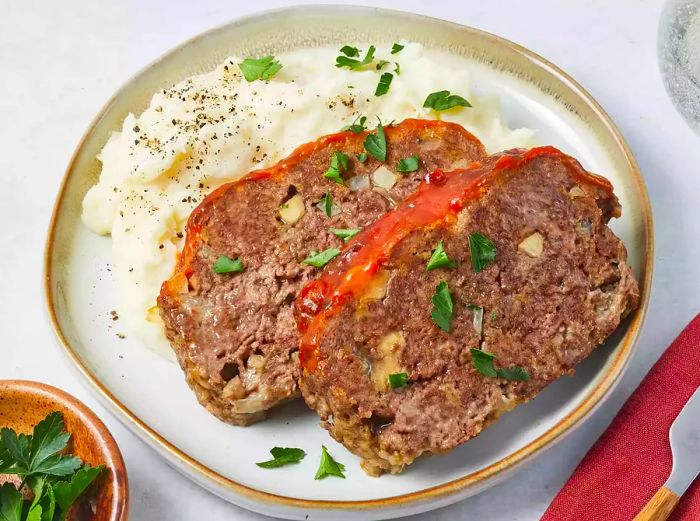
633, 486, 681, 521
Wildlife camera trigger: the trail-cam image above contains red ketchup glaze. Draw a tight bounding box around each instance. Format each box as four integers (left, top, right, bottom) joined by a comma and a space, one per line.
296, 146, 613, 372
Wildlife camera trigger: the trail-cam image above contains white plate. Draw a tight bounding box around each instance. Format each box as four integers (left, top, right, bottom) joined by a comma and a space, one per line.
45, 6, 653, 520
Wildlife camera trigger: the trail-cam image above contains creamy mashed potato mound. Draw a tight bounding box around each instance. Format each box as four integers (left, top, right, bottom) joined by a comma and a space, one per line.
82, 42, 535, 357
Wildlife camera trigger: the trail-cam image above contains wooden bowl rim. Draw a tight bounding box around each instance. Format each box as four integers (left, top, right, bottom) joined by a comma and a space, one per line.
0, 380, 129, 521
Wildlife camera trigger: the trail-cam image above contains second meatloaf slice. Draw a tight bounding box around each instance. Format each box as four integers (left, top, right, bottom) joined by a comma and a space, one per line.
158, 119, 486, 425
296, 147, 639, 475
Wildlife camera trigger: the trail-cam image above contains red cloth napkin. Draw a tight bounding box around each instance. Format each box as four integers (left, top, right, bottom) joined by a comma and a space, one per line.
542, 313, 700, 521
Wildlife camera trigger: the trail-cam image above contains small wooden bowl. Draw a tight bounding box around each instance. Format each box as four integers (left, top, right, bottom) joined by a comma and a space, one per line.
0, 380, 128, 520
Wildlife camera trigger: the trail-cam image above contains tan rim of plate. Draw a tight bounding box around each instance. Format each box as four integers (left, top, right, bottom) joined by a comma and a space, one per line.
43, 5, 653, 513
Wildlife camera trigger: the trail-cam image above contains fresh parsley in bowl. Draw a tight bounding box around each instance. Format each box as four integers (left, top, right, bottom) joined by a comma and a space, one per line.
0, 381, 128, 521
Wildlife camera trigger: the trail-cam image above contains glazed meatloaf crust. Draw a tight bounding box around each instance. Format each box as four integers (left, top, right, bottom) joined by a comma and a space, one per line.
296, 146, 639, 475
158, 119, 486, 425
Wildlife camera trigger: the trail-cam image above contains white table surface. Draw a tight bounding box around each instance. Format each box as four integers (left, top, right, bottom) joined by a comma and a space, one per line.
2, 0, 699, 519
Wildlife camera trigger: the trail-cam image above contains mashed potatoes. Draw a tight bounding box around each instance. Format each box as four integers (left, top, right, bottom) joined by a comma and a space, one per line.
82, 42, 535, 357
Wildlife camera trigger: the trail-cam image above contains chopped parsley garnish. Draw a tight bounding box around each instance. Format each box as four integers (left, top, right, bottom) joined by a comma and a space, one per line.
330, 228, 361, 242
394, 62, 401, 75
490, 311, 497, 322
431, 281, 453, 332
423, 90, 472, 111
363, 121, 387, 162
0, 412, 104, 521
324, 151, 350, 184
396, 155, 419, 173
426, 241, 456, 271
339, 45, 360, 57
387, 372, 409, 389
356, 152, 368, 163
213, 255, 244, 274
470, 349, 530, 381
238, 56, 282, 82
336, 45, 376, 69
304, 248, 341, 268
342, 115, 367, 134
256, 447, 306, 469
315, 446, 346, 479
391, 43, 405, 54
375, 72, 393, 96
468, 232, 497, 273
320, 190, 334, 217
376, 60, 390, 70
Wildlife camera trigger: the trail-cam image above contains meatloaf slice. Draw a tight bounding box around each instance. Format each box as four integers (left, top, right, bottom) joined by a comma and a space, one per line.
296, 147, 639, 475
158, 119, 486, 425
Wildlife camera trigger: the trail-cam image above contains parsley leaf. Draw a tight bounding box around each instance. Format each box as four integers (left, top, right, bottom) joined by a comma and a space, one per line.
394, 62, 401, 75
431, 281, 453, 332
318, 190, 337, 217
53, 464, 104, 517
470, 349, 530, 381
496, 366, 531, 381
470, 348, 497, 377
375, 72, 393, 97
1, 412, 80, 478
29, 412, 70, 473
396, 155, 419, 173
339, 45, 360, 57
212, 255, 244, 274
0, 413, 103, 521
0, 483, 22, 521
363, 121, 387, 162
324, 151, 350, 184
387, 372, 409, 389
329, 228, 361, 242
336, 45, 375, 69
315, 446, 346, 479
391, 43, 405, 54
238, 56, 282, 82
0, 430, 30, 474
376, 60, 389, 70
423, 90, 472, 111
426, 242, 456, 271
356, 152, 368, 163
468, 232, 497, 273
304, 248, 341, 268
342, 115, 367, 134
256, 447, 306, 469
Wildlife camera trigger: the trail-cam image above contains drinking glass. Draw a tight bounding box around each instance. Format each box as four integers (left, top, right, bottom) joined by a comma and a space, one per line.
659, 0, 700, 134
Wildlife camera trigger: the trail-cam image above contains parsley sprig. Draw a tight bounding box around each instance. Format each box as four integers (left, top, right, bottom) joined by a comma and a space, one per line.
431, 281, 454, 332
341, 115, 367, 134
363, 121, 387, 162
375, 72, 393, 97
336, 45, 376, 69
468, 232, 497, 273
426, 242, 456, 271
423, 90, 472, 111
387, 372, 409, 389
213, 255, 244, 274
238, 56, 282, 82
396, 155, 419, 173
304, 248, 341, 268
315, 446, 346, 479
324, 151, 350, 184
0, 412, 103, 521
470, 349, 530, 381
256, 447, 306, 469
329, 228, 361, 242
